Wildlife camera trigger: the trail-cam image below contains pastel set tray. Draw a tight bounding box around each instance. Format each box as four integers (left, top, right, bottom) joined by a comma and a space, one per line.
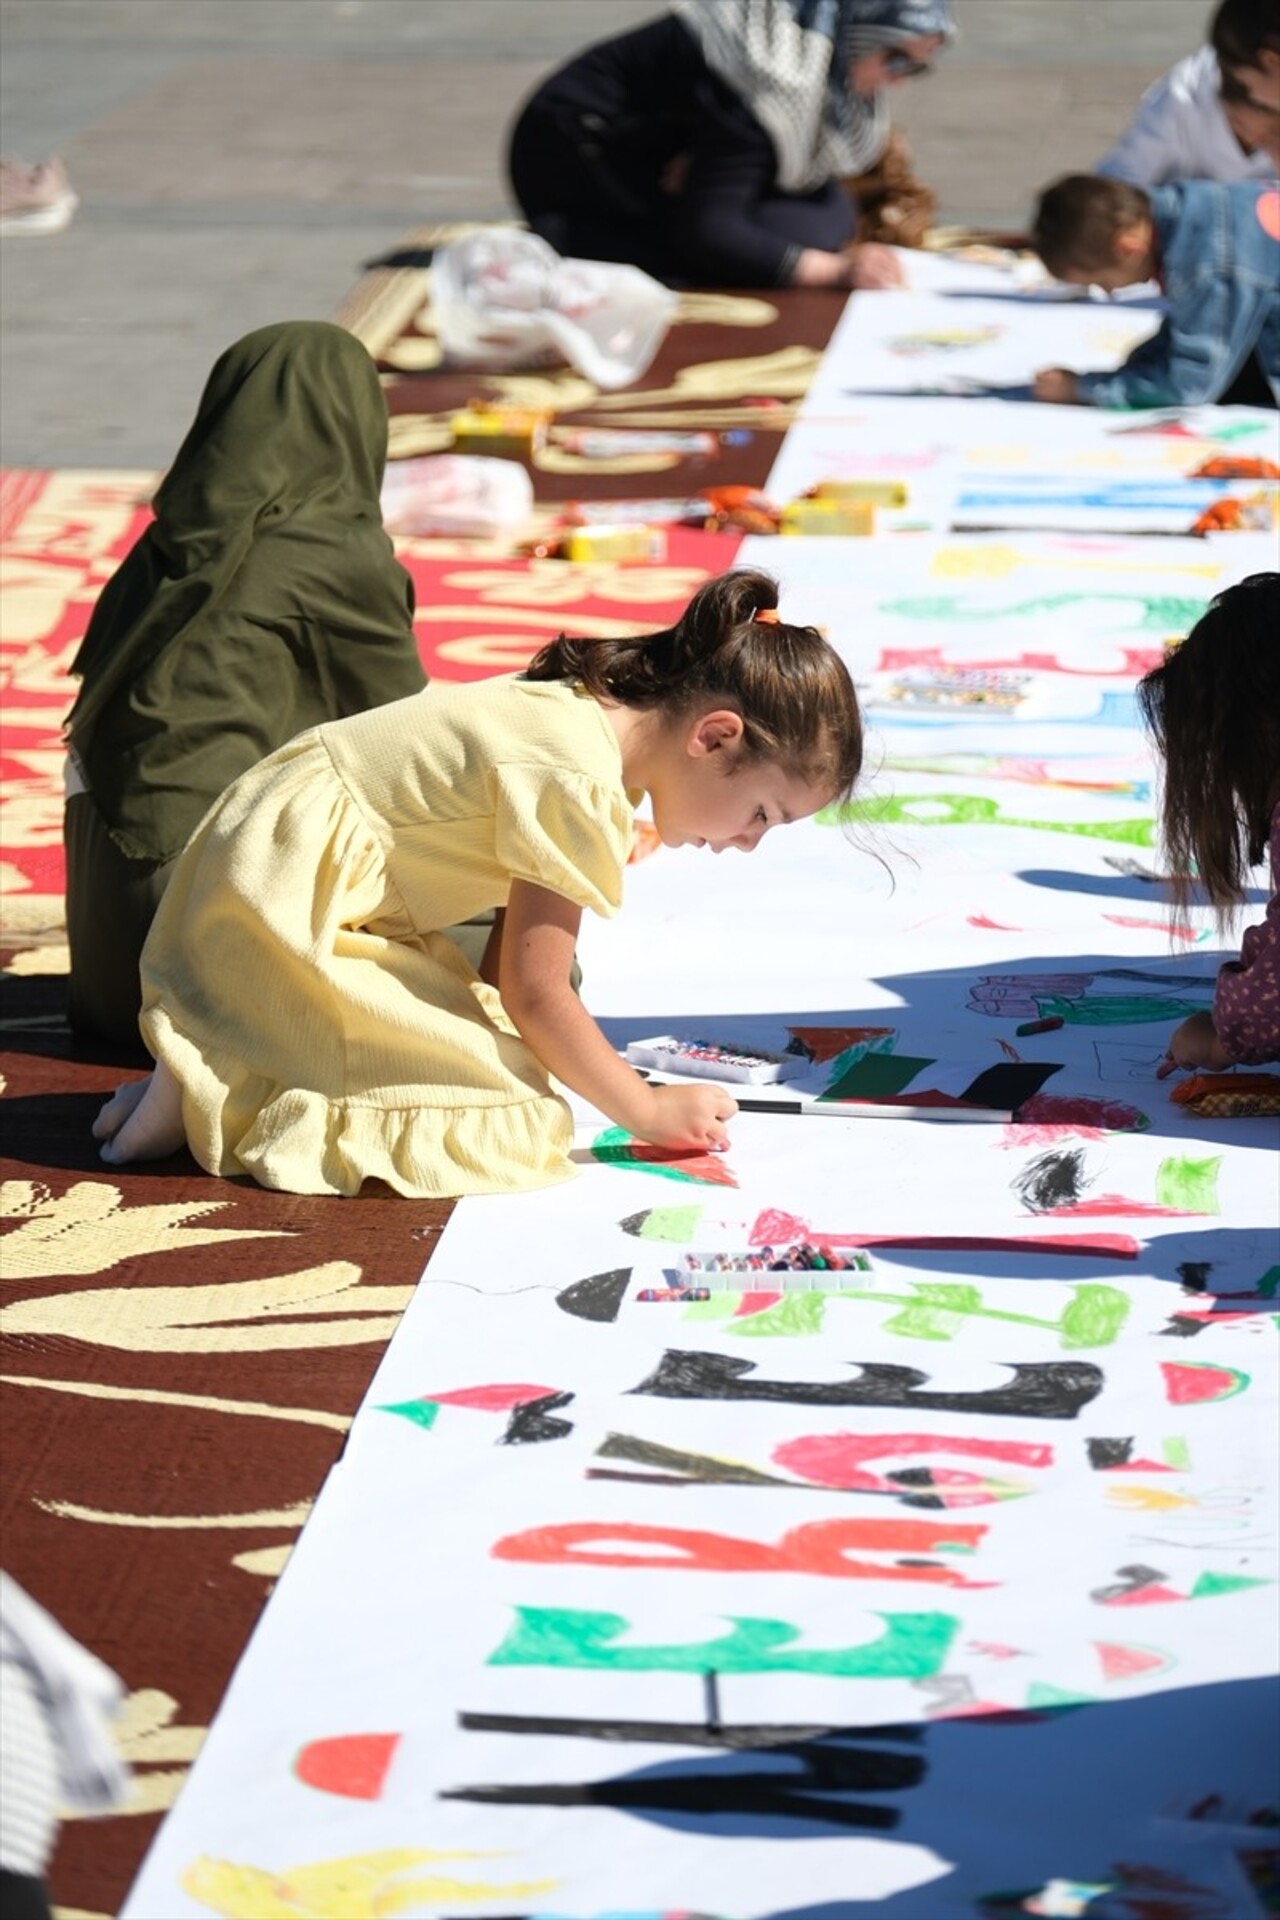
624, 1035, 811, 1086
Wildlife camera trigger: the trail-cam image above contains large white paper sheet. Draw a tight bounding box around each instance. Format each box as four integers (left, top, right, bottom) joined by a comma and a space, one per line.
123, 282, 1280, 1920
797, 292, 1162, 413
767, 398, 1279, 534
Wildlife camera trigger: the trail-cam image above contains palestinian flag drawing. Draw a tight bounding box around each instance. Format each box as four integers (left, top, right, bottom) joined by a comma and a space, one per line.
819, 1052, 1061, 1120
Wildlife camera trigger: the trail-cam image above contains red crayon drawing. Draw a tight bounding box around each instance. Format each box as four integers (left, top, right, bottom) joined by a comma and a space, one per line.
294, 1733, 401, 1801
492, 1516, 994, 1586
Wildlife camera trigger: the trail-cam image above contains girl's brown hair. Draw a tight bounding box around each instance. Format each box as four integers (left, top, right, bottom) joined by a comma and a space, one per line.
524, 567, 863, 807
1212, 0, 1280, 73
1137, 572, 1280, 921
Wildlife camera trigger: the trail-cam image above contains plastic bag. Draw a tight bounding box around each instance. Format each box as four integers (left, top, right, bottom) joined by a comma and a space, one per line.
380, 455, 533, 538
431, 229, 677, 391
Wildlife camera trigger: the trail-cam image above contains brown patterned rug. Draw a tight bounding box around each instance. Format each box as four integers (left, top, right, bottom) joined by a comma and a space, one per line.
0, 243, 846, 1917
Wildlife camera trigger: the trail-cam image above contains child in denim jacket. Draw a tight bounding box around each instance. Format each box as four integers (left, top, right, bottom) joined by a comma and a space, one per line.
1028, 174, 1279, 409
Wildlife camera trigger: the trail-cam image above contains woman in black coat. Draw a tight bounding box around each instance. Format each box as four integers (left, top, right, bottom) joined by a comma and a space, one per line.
508, 0, 955, 292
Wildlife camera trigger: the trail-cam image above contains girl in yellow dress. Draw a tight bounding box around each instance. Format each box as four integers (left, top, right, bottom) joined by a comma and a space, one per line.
93, 445, 861, 1201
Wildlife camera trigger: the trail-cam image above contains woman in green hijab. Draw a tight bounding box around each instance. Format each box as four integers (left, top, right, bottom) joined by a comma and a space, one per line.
63, 321, 430, 1045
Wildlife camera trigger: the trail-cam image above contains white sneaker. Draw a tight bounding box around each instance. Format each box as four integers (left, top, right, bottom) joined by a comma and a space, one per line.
0, 157, 79, 236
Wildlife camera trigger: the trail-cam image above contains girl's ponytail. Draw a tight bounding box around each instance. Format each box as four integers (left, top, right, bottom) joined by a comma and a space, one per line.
526, 567, 860, 806
526, 569, 778, 703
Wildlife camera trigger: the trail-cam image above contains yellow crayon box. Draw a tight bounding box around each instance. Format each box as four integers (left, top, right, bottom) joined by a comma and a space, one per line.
780, 497, 877, 537
563, 525, 668, 564
450, 406, 550, 457
808, 478, 909, 508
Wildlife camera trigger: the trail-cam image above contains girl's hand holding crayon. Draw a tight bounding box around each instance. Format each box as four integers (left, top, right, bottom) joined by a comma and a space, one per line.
1157, 1010, 1237, 1079
633, 1081, 739, 1153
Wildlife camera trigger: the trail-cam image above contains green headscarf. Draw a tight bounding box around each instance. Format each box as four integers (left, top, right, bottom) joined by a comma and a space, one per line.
67, 321, 425, 863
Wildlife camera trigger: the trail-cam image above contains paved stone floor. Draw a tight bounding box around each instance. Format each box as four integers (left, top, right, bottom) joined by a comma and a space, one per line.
1, 0, 1210, 467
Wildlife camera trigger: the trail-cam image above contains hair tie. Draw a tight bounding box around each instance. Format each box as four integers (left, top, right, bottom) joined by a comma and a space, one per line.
753, 607, 781, 624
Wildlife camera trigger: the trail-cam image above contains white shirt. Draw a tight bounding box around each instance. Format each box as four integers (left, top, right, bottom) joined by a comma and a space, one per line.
1097, 46, 1278, 186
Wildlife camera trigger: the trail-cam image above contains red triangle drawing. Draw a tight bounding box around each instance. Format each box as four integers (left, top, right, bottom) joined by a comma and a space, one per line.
1095, 1641, 1169, 1680
786, 1025, 895, 1064
932, 1697, 1008, 1718
425, 1383, 558, 1410
628, 1141, 740, 1187
750, 1208, 811, 1244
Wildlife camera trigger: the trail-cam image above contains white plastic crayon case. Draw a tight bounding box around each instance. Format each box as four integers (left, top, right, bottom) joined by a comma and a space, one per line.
624, 1034, 811, 1086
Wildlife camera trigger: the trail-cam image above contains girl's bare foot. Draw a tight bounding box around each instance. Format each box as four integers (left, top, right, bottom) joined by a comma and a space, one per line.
95, 1061, 186, 1164
92, 1075, 150, 1141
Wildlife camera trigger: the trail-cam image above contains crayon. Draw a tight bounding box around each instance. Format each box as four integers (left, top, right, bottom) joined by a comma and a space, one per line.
807, 479, 909, 508
563, 526, 667, 564
780, 497, 876, 537
555, 428, 733, 457
450, 406, 549, 456
1015, 1015, 1066, 1036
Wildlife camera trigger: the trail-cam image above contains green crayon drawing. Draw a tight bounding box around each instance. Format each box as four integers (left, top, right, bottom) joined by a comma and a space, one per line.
818, 792, 1156, 847
636, 1205, 704, 1242
880, 591, 1205, 632
1037, 993, 1207, 1026
685, 1292, 828, 1338
1211, 419, 1269, 442
1025, 1681, 1100, 1710
1190, 1571, 1272, 1598
685, 1279, 1129, 1347
377, 1398, 439, 1431
1154, 1155, 1222, 1214
489, 1606, 957, 1679
858, 1280, 1130, 1349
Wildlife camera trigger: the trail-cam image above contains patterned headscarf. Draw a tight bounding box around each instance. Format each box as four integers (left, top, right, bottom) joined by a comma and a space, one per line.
672, 0, 956, 193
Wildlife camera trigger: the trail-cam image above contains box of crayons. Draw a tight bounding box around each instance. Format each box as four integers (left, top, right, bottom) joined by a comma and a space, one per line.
624, 1035, 811, 1086
885, 666, 1028, 712
680, 1243, 874, 1279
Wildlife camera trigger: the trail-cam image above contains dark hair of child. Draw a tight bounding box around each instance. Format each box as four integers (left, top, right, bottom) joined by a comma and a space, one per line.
524, 567, 863, 808
1030, 175, 1151, 280
1211, 0, 1280, 74
1137, 572, 1280, 921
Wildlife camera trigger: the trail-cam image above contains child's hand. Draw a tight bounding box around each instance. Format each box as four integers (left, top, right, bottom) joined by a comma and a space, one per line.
1033, 367, 1080, 404
847, 242, 907, 290
1156, 1011, 1236, 1079
636, 1083, 738, 1152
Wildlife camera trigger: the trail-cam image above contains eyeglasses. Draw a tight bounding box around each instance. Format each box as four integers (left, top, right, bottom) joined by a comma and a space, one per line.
883, 49, 933, 79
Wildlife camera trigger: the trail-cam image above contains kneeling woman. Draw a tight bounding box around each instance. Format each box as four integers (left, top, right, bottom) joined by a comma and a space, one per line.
507, 0, 953, 291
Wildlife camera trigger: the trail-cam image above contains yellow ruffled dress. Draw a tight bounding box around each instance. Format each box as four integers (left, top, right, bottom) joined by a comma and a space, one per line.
138, 676, 635, 1198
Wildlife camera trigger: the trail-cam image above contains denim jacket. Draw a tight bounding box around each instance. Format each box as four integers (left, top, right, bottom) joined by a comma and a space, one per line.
1080, 181, 1280, 409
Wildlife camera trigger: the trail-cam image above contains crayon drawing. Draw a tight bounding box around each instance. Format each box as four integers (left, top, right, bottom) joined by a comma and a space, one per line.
888, 325, 1005, 357
120, 223, 1279, 1920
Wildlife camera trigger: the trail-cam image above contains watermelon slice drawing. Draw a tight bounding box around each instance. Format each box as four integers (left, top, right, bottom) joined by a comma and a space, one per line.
591, 1126, 739, 1187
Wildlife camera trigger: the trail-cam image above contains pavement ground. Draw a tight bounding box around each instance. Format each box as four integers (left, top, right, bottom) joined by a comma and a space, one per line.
1, 0, 1212, 470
